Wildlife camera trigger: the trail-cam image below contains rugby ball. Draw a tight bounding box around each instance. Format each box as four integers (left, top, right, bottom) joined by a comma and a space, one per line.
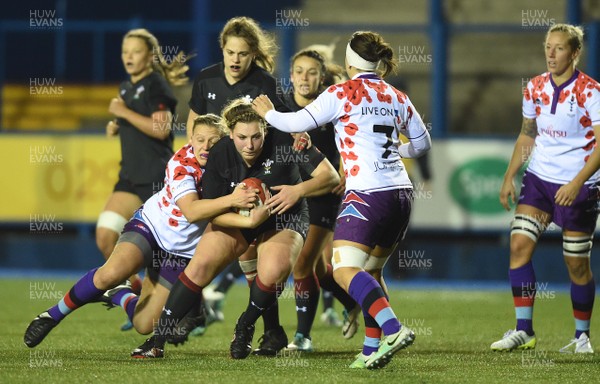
237, 177, 269, 217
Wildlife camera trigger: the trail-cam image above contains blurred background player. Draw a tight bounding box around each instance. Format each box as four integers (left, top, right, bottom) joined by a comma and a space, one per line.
492, 23, 600, 354
24, 115, 258, 349
96, 28, 189, 330
131, 98, 338, 358
252, 30, 432, 369
281, 48, 358, 352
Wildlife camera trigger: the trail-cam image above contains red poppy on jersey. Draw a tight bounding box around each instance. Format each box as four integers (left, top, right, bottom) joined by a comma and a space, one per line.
344, 123, 359, 136
558, 89, 571, 103
173, 166, 189, 180
179, 157, 197, 167
581, 116, 592, 128
173, 151, 186, 162
344, 137, 355, 148
171, 208, 182, 217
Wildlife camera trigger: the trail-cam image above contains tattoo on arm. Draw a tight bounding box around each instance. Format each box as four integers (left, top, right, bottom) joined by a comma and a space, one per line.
521, 118, 537, 138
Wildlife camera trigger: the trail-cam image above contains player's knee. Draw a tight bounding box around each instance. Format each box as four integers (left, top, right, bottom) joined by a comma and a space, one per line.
567, 262, 591, 281
258, 263, 291, 286
564, 256, 591, 279
94, 265, 127, 290
186, 257, 218, 286
133, 317, 153, 335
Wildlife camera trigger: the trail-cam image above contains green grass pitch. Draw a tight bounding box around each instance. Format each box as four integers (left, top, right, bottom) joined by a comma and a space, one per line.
1, 279, 599, 383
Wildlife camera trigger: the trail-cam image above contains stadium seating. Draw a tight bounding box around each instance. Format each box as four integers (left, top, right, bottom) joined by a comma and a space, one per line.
2, 84, 117, 131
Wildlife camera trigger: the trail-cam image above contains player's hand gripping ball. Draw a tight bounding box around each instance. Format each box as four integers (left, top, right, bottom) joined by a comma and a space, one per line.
237, 177, 270, 217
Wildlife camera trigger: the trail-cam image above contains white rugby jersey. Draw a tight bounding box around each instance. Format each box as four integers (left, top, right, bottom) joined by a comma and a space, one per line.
277, 73, 428, 192
141, 144, 204, 258
524, 70, 600, 184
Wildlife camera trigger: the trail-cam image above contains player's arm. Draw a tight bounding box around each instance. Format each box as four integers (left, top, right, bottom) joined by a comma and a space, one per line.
211, 207, 270, 229
499, 117, 537, 210
555, 124, 600, 206
201, 152, 269, 228
253, 91, 338, 133
398, 105, 431, 158
332, 157, 346, 196
267, 157, 339, 215
175, 184, 258, 223
108, 97, 172, 140
298, 158, 340, 197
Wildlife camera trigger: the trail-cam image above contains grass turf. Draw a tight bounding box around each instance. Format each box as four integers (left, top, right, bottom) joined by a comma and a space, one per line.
1, 279, 599, 383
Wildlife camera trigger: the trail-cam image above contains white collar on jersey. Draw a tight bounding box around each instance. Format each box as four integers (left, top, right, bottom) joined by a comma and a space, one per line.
351, 72, 378, 80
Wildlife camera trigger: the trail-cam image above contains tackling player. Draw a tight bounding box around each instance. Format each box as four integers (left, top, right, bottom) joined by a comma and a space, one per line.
131, 98, 339, 358
24, 115, 258, 349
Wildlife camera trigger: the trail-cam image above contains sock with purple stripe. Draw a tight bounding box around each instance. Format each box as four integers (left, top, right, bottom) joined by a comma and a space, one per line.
348, 271, 400, 336
362, 313, 381, 356
47, 267, 103, 322
109, 287, 139, 321
571, 278, 595, 338
509, 262, 536, 336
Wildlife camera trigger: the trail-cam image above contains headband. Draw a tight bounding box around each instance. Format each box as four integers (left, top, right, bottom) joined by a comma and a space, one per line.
346, 43, 378, 71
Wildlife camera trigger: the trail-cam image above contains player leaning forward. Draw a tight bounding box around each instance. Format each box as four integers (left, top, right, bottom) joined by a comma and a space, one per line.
252, 30, 432, 369
131, 98, 339, 358
492, 23, 600, 353
23, 115, 258, 348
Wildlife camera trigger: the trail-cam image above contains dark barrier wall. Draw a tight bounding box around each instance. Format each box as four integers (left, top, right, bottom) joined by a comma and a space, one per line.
2, 227, 598, 284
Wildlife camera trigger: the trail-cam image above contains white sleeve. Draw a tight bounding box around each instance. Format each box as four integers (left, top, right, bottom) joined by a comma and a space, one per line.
398, 99, 431, 158
522, 80, 537, 119
586, 86, 600, 126
265, 89, 341, 133
398, 134, 431, 158
265, 109, 318, 133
